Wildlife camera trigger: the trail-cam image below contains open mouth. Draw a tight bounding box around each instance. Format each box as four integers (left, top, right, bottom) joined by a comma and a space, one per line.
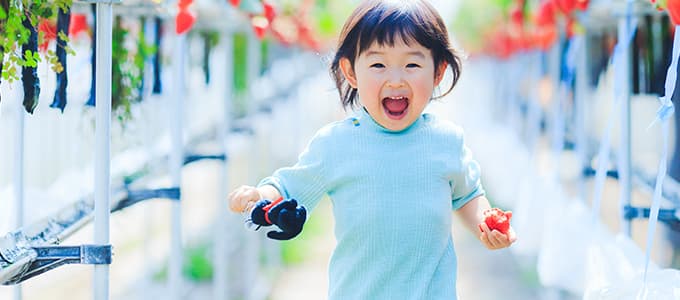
382, 96, 409, 120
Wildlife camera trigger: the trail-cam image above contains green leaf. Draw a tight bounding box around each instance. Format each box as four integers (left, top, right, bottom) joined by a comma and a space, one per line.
57, 31, 68, 43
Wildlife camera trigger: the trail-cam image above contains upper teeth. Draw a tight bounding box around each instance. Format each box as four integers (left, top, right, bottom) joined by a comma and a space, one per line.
387, 96, 405, 100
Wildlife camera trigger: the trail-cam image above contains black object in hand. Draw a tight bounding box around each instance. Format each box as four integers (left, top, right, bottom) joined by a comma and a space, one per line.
250, 198, 307, 240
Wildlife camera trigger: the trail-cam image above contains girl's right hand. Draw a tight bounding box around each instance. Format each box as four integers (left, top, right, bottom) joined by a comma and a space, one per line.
228, 185, 263, 213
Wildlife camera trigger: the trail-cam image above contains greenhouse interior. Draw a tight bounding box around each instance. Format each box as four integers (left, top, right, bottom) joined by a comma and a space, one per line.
1, 0, 680, 299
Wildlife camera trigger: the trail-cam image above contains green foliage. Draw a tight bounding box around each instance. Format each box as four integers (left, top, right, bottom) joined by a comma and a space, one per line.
111, 16, 156, 123
182, 243, 213, 281
0, 0, 73, 83
233, 32, 248, 93
154, 243, 214, 282
199, 29, 220, 49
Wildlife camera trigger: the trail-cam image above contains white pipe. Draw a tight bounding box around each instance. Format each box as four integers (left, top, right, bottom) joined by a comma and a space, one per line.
142, 17, 155, 300
618, 5, 633, 237
214, 32, 234, 300
168, 28, 186, 300
13, 82, 25, 300
247, 32, 261, 112
94, 3, 113, 300
575, 35, 589, 202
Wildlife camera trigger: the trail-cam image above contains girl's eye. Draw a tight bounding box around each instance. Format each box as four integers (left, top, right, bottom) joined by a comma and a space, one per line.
406, 63, 421, 68
370, 63, 385, 68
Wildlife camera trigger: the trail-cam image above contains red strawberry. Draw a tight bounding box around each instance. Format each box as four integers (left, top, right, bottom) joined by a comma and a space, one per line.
38, 18, 57, 52
69, 14, 89, 38
669, 0, 680, 25
251, 16, 269, 39
536, 1, 556, 27
576, 0, 589, 10
553, 0, 577, 15
263, 1, 276, 22
175, 8, 196, 35
229, 0, 240, 7
510, 4, 524, 27
178, 0, 193, 10
483, 208, 512, 234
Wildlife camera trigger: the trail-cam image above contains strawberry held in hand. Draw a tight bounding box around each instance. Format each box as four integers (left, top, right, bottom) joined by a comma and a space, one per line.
483, 208, 512, 234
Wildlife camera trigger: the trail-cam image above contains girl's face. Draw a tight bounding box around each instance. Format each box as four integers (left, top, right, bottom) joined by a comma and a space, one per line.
340, 39, 446, 131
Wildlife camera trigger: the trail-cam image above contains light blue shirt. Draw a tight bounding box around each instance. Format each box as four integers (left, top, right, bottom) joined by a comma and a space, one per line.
259, 108, 484, 299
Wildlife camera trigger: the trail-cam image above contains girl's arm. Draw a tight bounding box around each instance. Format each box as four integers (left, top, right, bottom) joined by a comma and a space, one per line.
455, 195, 516, 250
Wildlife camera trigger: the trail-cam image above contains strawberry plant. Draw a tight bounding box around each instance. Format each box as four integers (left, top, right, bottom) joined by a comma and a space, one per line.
0, 0, 73, 85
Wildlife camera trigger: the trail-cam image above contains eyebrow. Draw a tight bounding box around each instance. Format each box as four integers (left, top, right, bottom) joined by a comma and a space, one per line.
365, 50, 426, 59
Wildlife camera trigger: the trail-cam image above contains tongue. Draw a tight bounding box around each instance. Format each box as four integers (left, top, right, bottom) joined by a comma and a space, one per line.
383, 98, 408, 112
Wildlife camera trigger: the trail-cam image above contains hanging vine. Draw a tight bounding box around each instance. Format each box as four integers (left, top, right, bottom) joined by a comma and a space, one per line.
0, 0, 73, 109
111, 16, 155, 123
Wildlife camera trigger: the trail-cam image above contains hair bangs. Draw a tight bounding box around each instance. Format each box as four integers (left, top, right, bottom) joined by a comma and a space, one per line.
356, 5, 428, 55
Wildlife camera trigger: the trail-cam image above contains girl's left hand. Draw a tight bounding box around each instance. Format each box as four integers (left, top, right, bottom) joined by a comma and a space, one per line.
478, 222, 517, 250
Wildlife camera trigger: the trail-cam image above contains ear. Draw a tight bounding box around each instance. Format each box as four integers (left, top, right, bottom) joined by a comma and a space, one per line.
339, 57, 358, 88
434, 62, 448, 86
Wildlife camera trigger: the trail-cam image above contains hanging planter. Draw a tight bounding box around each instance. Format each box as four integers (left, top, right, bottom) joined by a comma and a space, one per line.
49, 6, 70, 112
0, 0, 74, 112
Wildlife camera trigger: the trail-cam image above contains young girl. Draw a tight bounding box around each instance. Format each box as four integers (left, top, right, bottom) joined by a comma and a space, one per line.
229, 0, 517, 298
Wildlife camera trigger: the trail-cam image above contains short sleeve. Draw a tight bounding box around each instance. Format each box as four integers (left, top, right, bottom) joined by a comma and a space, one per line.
450, 133, 485, 210
258, 130, 331, 212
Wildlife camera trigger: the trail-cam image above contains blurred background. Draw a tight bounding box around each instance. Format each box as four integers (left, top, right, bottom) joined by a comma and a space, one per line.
0, 0, 679, 299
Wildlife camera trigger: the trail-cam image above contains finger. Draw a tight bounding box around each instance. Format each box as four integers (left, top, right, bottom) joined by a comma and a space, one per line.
479, 232, 496, 249
507, 227, 518, 243
479, 222, 492, 235
228, 193, 243, 212
240, 194, 253, 213
490, 230, 509, 248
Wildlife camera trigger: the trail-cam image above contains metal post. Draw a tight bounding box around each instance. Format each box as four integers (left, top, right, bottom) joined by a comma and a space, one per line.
13, 84, 25, 300
168, 25, 186, 300
247, 32, 261, 112
214, 31, 234, 300
575, 35, 589, 201
142, 17, 155, 299
94, 2, 113, 300
245, 31, 263, 300
549, 37, 562, 158
618, 4, 633, 237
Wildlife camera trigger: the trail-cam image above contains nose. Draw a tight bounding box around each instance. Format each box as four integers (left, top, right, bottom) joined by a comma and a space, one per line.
385, 69, 405, 88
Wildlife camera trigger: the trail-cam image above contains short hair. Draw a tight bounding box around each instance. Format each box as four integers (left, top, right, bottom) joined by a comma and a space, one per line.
330, 0, 462, 109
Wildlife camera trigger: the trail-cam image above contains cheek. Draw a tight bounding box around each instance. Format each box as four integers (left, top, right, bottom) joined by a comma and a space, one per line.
411, 76, 436, 96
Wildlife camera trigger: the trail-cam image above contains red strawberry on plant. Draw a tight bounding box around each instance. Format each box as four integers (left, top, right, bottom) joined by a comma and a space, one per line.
69, 14, 89, 38
263, 0, 276, 22
510, 4, 524, 27
178, 0, 193, 10
483, 208, 512, 234
668, 0, 680, 25
251, 16, 269, 39
536, 1, 557, 27
576, 0, 589, 10
553, 0, 577, 15
38, 18, 57, 52
175, 8, 196, 34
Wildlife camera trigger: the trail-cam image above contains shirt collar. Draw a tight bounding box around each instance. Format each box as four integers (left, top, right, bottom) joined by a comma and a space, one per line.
357, 107, 424, 135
